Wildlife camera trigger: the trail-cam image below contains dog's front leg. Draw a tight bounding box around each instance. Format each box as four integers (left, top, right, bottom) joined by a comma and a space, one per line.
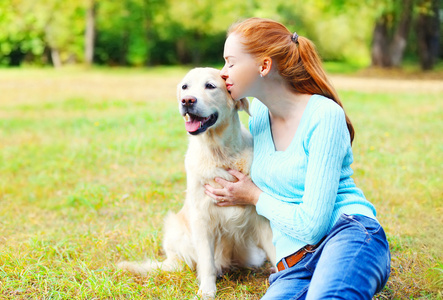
191, 218, 217, 299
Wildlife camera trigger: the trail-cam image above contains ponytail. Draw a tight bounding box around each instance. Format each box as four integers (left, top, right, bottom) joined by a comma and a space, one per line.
228, 18, 355, 144
291, 37, 355, 144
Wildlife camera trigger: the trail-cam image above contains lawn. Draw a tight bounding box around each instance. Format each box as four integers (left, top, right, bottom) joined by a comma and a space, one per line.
0, 66, 442, 299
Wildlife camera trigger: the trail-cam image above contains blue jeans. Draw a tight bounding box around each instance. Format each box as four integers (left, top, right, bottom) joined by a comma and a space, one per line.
261, 214, 391, 300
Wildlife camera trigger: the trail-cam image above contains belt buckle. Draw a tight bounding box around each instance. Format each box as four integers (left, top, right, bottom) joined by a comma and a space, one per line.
304, 236, 326, 253
303, 245, 317, 253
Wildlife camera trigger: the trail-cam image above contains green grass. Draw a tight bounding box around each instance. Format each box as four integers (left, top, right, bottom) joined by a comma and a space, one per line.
0, 67, 442, 299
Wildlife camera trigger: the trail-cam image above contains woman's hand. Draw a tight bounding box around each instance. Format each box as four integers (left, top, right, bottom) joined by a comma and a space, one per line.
204, 169, 262, 207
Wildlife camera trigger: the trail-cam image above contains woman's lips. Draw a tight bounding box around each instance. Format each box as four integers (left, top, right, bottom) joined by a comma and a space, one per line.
226, 84, 233, 91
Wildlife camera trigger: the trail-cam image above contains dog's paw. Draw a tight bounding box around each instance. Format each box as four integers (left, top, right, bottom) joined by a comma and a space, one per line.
196, 288, 216, 300
197, 281, 216, 299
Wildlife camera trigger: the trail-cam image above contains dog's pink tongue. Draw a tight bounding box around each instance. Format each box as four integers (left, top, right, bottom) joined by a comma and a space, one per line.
185, 120, 200, 132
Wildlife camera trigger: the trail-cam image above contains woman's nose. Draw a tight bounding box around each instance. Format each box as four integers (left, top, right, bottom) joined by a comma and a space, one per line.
220, 66, 228, 80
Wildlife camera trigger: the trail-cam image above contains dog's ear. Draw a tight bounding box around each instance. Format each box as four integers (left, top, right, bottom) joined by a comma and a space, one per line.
235, 98, 251, 116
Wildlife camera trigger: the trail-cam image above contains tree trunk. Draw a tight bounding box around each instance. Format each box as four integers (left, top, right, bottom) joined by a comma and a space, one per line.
142, 0, 153, 66
417, 0, 441, 70
176, 39, 187, 64
371, 1, 415, 68
85, 0, 96, 66
371, 16, 391, 67
51, 48, 62, 68
390, 0, 414, 67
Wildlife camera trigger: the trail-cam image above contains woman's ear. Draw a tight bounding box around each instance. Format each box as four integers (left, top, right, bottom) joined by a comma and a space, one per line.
259, 57, 272, 77
235, 98, 251, 116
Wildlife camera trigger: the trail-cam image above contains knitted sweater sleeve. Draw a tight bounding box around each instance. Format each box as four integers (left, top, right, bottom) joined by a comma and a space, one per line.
255, 103, 349, 245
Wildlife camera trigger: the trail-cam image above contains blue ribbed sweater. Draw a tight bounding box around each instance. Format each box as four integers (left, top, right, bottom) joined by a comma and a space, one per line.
249, 94, 377, 263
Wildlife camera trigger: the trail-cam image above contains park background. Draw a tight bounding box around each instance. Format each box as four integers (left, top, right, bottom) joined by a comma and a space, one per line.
1, 0, 442, 299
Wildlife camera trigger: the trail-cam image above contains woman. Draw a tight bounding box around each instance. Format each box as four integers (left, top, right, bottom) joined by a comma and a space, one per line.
205, 18, 391, 299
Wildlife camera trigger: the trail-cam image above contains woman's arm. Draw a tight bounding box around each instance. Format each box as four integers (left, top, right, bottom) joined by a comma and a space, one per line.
205, 103, 349, 245
260, 104, 349, 244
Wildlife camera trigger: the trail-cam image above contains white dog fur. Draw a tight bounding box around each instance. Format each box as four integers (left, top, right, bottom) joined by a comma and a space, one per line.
118, 68, 275, 299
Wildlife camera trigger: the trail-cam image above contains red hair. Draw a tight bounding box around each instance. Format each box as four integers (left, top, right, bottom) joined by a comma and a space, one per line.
228, 18, 355, 144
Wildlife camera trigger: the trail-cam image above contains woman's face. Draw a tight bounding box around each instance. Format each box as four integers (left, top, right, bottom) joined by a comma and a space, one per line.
220, 34, 261, 100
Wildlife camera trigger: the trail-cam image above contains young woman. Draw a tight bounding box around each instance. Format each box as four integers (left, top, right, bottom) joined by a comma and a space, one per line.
205, 18, 391, 299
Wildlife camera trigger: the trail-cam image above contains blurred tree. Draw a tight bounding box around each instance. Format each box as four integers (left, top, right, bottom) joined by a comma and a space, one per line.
0, 0, 46, 66
94, 0, 167, 66
284, 0, 374, 66
369, 0, 442, 70
370, 0, 415, 68
416, 0, 441, 70
0, 0, 440, 68
0, 0, 86, 67
163, 0, 259, 64
85, 0, 96, 66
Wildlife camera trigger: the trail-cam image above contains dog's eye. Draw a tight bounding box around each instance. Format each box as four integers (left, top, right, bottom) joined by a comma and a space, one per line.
205, 83, 216, 89
182, 84, 188, 90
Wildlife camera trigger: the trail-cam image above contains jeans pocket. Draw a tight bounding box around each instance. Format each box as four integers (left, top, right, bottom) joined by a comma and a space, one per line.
343, 214, 381, 235
268, 271, 278, 286
303, 250, 319, 274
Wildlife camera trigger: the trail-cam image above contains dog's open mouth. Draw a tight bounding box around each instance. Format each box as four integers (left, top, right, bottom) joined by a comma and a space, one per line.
183, 112, 218, 135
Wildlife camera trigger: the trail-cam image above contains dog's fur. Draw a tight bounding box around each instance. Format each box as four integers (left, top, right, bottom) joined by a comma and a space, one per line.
118, 68, 275, 298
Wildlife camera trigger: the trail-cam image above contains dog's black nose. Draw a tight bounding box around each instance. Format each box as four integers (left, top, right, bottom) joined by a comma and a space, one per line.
181, 96, 197, 107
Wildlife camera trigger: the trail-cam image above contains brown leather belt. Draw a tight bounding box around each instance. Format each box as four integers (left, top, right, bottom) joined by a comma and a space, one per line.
277, 238, 325, 272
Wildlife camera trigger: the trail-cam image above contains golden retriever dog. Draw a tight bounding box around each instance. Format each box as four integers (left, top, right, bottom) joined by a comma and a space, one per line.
118, 68, 275, 299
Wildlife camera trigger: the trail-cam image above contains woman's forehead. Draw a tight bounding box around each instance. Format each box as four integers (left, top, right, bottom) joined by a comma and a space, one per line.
223, 34, 245, 59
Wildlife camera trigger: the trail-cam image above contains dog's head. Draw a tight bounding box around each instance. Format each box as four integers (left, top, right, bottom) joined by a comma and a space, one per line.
177, 68, 249, 135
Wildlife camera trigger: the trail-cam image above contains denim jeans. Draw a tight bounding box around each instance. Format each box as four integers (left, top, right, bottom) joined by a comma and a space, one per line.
261, 214, 391, 300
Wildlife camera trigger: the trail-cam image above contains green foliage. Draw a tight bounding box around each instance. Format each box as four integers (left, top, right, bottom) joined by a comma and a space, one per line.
278, 2, 374, 65
0, 0, 86, 65
0, 0, 397, 67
